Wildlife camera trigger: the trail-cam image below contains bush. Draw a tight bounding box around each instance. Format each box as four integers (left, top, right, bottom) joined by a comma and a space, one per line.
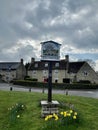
24, 75, 38, 81
12, 80, 98, 89
25, 78, 38, 82
77, 80, 91, 84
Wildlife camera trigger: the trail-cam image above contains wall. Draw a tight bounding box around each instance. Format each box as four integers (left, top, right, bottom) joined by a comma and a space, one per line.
0, 70, 16, 82
28, 69, 67, 83
77, 62, 98, 84
16, 64, 26, 80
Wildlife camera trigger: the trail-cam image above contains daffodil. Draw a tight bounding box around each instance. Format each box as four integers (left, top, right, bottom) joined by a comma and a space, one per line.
17, 115, 20, 118
55, 116, 59, 120
67, 113, 71, 116
64, 111, 67, 115
22, 105, 24, 108
60, 111, 63, 115
45, 115, 49, 121
53, 113, 56, 116
45, 117, 48, 121
48, 115, 53, 118
73, 115, 76, 119
74, 112, 77, 115
63, 111, 67, 117
70, 110, 73, 113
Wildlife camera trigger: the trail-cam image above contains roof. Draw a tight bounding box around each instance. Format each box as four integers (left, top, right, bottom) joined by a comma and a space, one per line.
28, 60, 85, 73
68, 61, 85, 73
40, 40, 61, 46
0, 62, 20, 70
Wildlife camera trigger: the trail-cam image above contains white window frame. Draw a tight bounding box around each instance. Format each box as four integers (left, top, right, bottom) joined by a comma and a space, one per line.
45, 63, 48, 67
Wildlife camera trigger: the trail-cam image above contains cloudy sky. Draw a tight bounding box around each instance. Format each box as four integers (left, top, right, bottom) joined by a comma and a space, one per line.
0, 0, 98, 71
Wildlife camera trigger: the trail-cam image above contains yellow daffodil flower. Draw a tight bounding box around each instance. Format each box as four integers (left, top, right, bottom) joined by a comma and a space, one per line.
70, 110, 73, 113
73, 115, 76, 119
60, 111, 63, 115
74, 112, 77, 115
55, 116, 59, 120
17, 115, 20, 118
67, 113, 71, 116
48, 115, 53, 118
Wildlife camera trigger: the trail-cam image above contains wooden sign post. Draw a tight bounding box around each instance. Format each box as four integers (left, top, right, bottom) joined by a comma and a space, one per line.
40, 40, 61, 117
48, 61, 52, 102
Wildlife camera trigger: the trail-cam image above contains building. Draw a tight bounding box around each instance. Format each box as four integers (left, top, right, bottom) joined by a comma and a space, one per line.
28, 55, 98, 84
0, 59, 26, 82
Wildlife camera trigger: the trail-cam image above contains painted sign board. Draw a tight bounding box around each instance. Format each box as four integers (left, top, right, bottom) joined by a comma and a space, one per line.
41, 40, 61, 61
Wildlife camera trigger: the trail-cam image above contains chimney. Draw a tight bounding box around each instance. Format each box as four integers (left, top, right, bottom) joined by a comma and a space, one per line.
31, 57, 35, 64
65, 55, 69, 62
20, 58, 23, 64
65, 55, 69, 72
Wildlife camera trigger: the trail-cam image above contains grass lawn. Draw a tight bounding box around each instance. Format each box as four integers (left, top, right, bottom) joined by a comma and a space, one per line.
0, 90, 98, 130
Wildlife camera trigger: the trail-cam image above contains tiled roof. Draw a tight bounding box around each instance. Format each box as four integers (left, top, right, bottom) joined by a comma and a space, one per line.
28, 60, 85, 73
68, 61, 85, 73
0, 62, 20, 70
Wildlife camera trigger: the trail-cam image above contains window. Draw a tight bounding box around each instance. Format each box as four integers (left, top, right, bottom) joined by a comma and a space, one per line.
54, 70, 58, 79
54, 70, 58, 73
43, 70, 48, 76
35, 63, 38, 67
83, 71, 88, 76
32, 70, 37, 75
45, 63, 48, 67
55, 62, 59, 67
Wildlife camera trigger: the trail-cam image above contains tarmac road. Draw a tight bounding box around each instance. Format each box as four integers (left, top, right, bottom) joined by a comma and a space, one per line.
0, 83, 98, 99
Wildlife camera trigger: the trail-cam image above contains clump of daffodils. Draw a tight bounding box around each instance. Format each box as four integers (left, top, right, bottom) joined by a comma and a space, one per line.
8, 103, 26, 122
60, 109, 77, 119
44, 109, 79, 126
45, 113, 59, 121
60, 109, 79, 125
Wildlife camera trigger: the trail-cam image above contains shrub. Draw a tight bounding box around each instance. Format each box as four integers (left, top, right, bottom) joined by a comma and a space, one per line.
25, 78, 38, 82
77, 80, 91, 84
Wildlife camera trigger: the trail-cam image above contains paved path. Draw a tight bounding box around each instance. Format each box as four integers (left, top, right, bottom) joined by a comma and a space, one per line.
0, 83, 98, 99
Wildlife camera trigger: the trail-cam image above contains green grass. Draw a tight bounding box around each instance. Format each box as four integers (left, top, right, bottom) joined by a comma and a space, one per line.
0, 90, 98, 130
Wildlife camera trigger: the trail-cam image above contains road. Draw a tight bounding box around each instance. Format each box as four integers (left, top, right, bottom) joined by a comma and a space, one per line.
0, 83, 98, 99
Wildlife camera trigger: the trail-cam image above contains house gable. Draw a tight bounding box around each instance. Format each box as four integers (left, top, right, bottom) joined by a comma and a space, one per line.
77, 62, 98, 83
68, 61, 85, 73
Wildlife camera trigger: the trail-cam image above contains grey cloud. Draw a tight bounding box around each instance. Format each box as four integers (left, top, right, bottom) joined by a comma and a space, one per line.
18, 44, 37, 61
0, 0, 98, 63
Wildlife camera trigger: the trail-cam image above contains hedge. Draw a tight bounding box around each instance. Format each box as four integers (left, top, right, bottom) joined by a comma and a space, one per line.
12, 80, 98, 89
25, 78, 38, 82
